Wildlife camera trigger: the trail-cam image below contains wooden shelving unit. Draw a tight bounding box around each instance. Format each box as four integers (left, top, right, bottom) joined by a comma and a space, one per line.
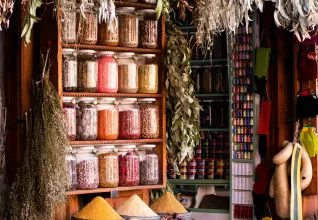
168, 179, 230, 186
63, 92, 163, 98
71, 139, 164, 146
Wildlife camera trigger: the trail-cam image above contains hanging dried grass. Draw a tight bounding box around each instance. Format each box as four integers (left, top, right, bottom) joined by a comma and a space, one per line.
9, 47, 69, 220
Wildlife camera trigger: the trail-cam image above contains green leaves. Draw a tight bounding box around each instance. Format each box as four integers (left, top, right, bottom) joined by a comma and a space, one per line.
165, 21, 201, 168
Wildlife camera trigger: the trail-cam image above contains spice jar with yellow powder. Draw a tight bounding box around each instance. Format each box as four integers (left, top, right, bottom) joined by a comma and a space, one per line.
137, 54, 158, 94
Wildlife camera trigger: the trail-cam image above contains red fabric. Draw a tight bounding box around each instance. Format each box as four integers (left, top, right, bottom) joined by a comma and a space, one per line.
253, 163, 270, 195
258, 101, 271, 135
297, 52, 317, 81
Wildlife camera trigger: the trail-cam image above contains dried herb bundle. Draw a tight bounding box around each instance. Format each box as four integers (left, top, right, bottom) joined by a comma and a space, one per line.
165, 20, 201, 168
9, 48, 69, 220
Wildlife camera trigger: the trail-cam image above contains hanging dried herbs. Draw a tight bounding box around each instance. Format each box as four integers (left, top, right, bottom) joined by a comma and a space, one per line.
9, 48, 69, 220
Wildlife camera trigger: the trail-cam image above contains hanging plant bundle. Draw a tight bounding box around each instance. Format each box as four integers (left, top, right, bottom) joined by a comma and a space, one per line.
9, 48, 69, 220
165, 20, 201, 168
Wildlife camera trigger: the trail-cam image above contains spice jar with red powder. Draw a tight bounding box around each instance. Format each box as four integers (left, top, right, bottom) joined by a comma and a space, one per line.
138, 144, 159, 185
96, 51, 118, 93
75, 146, 99, 190
118, 145, 140, 186
117, 53, 138, 93
96, 145, 119, 188
97, 97, 119, 140
63, 97, 77, 141
118, 98, 140, 139
76, 5, 98, 45
138, 98, 159, 139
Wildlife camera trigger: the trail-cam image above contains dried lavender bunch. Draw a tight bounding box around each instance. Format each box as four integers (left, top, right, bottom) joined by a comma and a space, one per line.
9, 48, 69, 220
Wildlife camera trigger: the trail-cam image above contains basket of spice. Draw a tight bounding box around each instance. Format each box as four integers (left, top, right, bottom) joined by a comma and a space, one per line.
150, 192, 192, 220
116, 194, 160, 220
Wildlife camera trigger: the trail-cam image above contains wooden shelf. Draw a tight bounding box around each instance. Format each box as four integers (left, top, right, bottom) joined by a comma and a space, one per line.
71, 139, 164, 146
114, 1, 156, 9
168, 179, 230, 186
232, 159, 254, 163
188, 208, 229, 214
63, 44, 161, 54
62, 92, 163, 98
66, 184, 165, 195
195, 93, 229, 98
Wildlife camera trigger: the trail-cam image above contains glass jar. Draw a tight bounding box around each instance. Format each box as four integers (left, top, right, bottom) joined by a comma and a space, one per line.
137, 9, 158, 49
75, 146, 99, 189
137, 54, 158, 93
118, 145, 140, 186
66, 147, 77, 190
63, 97, 76, 141
118, 98, 140, 139
202, 67, 213, 93
138, 98, 159, 139
117, 53, 138, 93
76, 6, 98, 45
97, 51, 118, 93
77, 50, 98, 92
97, 98, 119, 140
98, 20, 119, 46
62, 49, 77, 92
96, 145, 119, 188
76, 97, 98, 140
61, 2, 76, 43
117, 7, 138, 48
138, 144, 159, 185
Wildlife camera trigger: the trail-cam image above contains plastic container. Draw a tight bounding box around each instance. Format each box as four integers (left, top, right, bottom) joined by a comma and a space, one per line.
63, 97, 76, 141
76, 97, 98, 140
137, 54, 158, 93
97, 51, 118, 93
138, 144, 159, 185
98, 20, 119, 46
117, 52, 138, 93
62, 49, 77, 92
97, 97, 119, 140
118, 7, 138, 48
76, 6, 98, 45
118, 98, 140, 139
118, 145, 140, 186
75, 146, 99, 189
96, 145, 119, 188
77, 50, 98, 92
138, 98, 159, 139
61, 2, 76, 43
137, 9, 158, 49
66, 147, 77, 190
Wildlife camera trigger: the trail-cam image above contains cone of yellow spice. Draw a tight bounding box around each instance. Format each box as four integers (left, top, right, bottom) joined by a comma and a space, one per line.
74, 196, 122, 220
150, 192, 188, 214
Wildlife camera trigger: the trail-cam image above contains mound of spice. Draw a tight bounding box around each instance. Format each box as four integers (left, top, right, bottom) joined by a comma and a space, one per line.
74, 196, 122, 220
150, 192, 188, 214
116, 194, 158, 217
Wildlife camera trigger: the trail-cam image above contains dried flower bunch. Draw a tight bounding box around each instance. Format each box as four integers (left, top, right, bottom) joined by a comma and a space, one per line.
0, 0, 15, 30
9, 47, 69, 220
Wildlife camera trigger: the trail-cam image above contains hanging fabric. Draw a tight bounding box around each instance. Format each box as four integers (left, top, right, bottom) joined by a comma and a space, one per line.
299, 125, 318, 157
255, 29, 271, 80
258, 92, 271, 135
297, 52, 317, 82
296, 89, 318, 118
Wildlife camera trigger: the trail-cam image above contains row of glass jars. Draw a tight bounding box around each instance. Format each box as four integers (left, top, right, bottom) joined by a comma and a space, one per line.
63, 49, 158, 94
66, 144, 159, 190
63, 97, 159, 141
62, 0, 157, 6
61, 6, 158, 49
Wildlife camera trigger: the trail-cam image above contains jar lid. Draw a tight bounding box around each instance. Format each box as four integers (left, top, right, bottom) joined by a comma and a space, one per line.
96, 51, 115, 56
78, 50, 95, 54
63, 97, 75, 102
136, 9, 155, 14
117, 145, 136, 150
116, 52, 135, 57
138, 98, 156, 102
62, 49, 75, 53
77, 97, 96, 103
74, 146, 95, 153
98, 97, 116, 103
120, 98, 137, 103
138, 144, 156, 149
116, 7, 135, 13
138, 54, 156, 58
95, 145, 115, 150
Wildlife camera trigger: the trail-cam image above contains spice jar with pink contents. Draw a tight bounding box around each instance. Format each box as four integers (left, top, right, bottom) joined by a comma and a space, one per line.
63, 97, 77, 141
75, 146, 99, 190
118, 98, 140, 139
118, 145, 140, 186
96, 51, 118, 93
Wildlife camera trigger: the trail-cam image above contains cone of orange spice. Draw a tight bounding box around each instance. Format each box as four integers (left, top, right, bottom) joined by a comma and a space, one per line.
150, 192, 188, 214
